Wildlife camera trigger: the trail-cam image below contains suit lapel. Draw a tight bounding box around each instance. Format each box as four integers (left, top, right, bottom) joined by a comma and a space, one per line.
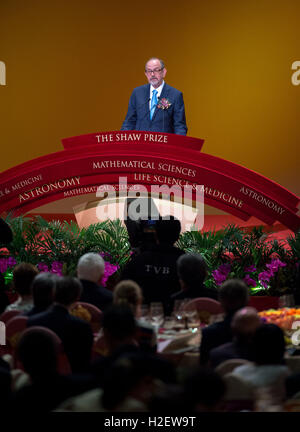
144, 84, 150, 117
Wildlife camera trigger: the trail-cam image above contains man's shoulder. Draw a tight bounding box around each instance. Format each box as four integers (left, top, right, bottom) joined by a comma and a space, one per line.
27, 308, 52, 325
97, 285, 113, 299
202, 320, 226, 336
211, 341, 234, 355
132, 84, 149, 94
163, 83, 183, 96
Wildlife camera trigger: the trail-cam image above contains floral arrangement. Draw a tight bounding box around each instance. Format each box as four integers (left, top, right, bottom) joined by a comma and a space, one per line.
212, 258, 289, 295
157, 97, 172, 110
0, 216, 127, 295
177, 225, 299, 297
259, 307, 300, 330
0, 217, 299, 299
37, 261, 64, 276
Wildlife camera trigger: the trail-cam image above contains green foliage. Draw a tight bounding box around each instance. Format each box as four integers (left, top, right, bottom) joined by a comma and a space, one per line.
0, 216, 131, 275
1, 215, 299, 296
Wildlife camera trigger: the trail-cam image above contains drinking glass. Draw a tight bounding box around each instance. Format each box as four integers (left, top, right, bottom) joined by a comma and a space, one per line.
139, 304, 150, 324
172, 300, 187, 330
150, 302, 164, 332
185, 308, 199, 330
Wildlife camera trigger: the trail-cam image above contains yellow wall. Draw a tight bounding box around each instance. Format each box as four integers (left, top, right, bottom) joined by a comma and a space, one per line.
1, 0, 299, 199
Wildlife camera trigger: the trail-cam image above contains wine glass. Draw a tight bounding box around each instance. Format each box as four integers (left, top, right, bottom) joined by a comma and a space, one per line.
139, 304, 150, 324
172, 299, 187, 330
184, 308, 199, 330
150, 302, 164, 333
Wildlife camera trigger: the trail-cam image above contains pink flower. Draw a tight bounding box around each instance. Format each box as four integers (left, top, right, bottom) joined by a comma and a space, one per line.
157, 98, 172, 110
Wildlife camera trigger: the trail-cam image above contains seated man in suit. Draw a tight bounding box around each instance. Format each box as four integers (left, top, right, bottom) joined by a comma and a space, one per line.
77, 252, 113, 311
199, 279, 249, 366
121, 57, 187, 135
27, 276, 94, 373
209, 306, 262, 368
170, 253, 219, 311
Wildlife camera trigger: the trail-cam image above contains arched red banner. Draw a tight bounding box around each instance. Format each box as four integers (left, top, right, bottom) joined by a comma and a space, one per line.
0, 131, 299, 231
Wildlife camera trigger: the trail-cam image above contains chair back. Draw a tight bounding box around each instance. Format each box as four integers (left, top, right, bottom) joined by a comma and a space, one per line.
15, 326, 72, 375
216, 358, 252, 376
5, 315, 28, 353
0, 310, 21, 324
183, 297, 224, 325
70, 301, 102, 333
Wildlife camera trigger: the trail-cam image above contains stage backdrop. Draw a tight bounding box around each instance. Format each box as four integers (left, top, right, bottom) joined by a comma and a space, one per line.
0, 0, 299, 208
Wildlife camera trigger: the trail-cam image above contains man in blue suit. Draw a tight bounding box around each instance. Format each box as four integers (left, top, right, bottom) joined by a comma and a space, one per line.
121, 58, 187, 135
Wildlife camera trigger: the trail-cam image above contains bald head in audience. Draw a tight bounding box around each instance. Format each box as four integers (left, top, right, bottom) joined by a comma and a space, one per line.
231, 306, 262, 343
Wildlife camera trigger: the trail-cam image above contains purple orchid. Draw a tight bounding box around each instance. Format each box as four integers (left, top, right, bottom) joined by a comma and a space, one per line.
101, 262, 119, 287
243, 274, 257, 287
258, 270, 273, 282
37, 262, 49, 273
212, 263, 231, 286
266, 259, 286, 273
245, 265, 257, 273
0, 257, 17, 273
51, 261, 64, 276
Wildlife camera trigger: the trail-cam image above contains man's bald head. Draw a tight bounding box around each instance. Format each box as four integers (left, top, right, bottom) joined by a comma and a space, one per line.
231, 307, 261, 338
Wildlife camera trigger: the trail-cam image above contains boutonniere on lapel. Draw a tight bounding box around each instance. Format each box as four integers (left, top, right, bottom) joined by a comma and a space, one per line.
157, 97, 172, 110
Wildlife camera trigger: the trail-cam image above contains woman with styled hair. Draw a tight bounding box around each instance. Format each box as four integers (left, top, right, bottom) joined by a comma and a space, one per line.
113, 280, 156, 352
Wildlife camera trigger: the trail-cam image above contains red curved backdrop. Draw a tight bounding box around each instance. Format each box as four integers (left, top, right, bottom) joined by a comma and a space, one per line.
0, 131, 299, 232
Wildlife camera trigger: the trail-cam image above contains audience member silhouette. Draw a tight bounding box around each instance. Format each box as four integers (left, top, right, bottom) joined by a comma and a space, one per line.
113, 280, 156, 352
183, 367, 226, 412
90, 304, 140, 384
27, 276, 94, 373
101, 352, 176, 411
0, 273, 9, 314
10, 328, 94, 412
5, 263, 39, 313
25, 272, 57, 316
58, 350, 176, 412
0, 218, 13, 244
0, 364, 11, 410
200, 279, 249, 365
209, 306, 262, 368
232, 323, 290, 404
77, 252, 113, 311
170, 253, 218, 312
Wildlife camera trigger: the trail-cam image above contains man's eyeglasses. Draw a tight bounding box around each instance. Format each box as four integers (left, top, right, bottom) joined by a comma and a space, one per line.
145, 68, 163, 75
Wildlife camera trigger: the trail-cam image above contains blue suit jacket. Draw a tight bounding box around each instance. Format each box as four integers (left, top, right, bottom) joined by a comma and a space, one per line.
121, 83, 187, 135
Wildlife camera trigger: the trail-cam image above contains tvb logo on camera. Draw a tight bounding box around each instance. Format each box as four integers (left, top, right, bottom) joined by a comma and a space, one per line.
0, 321, 5, 345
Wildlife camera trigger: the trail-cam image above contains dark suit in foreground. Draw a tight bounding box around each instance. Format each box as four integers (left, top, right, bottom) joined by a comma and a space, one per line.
79, 279, 113, 312
27, 304, 93, 373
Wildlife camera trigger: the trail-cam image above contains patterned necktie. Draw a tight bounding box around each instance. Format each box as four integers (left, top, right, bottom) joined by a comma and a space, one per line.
150, 89, 158, 120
